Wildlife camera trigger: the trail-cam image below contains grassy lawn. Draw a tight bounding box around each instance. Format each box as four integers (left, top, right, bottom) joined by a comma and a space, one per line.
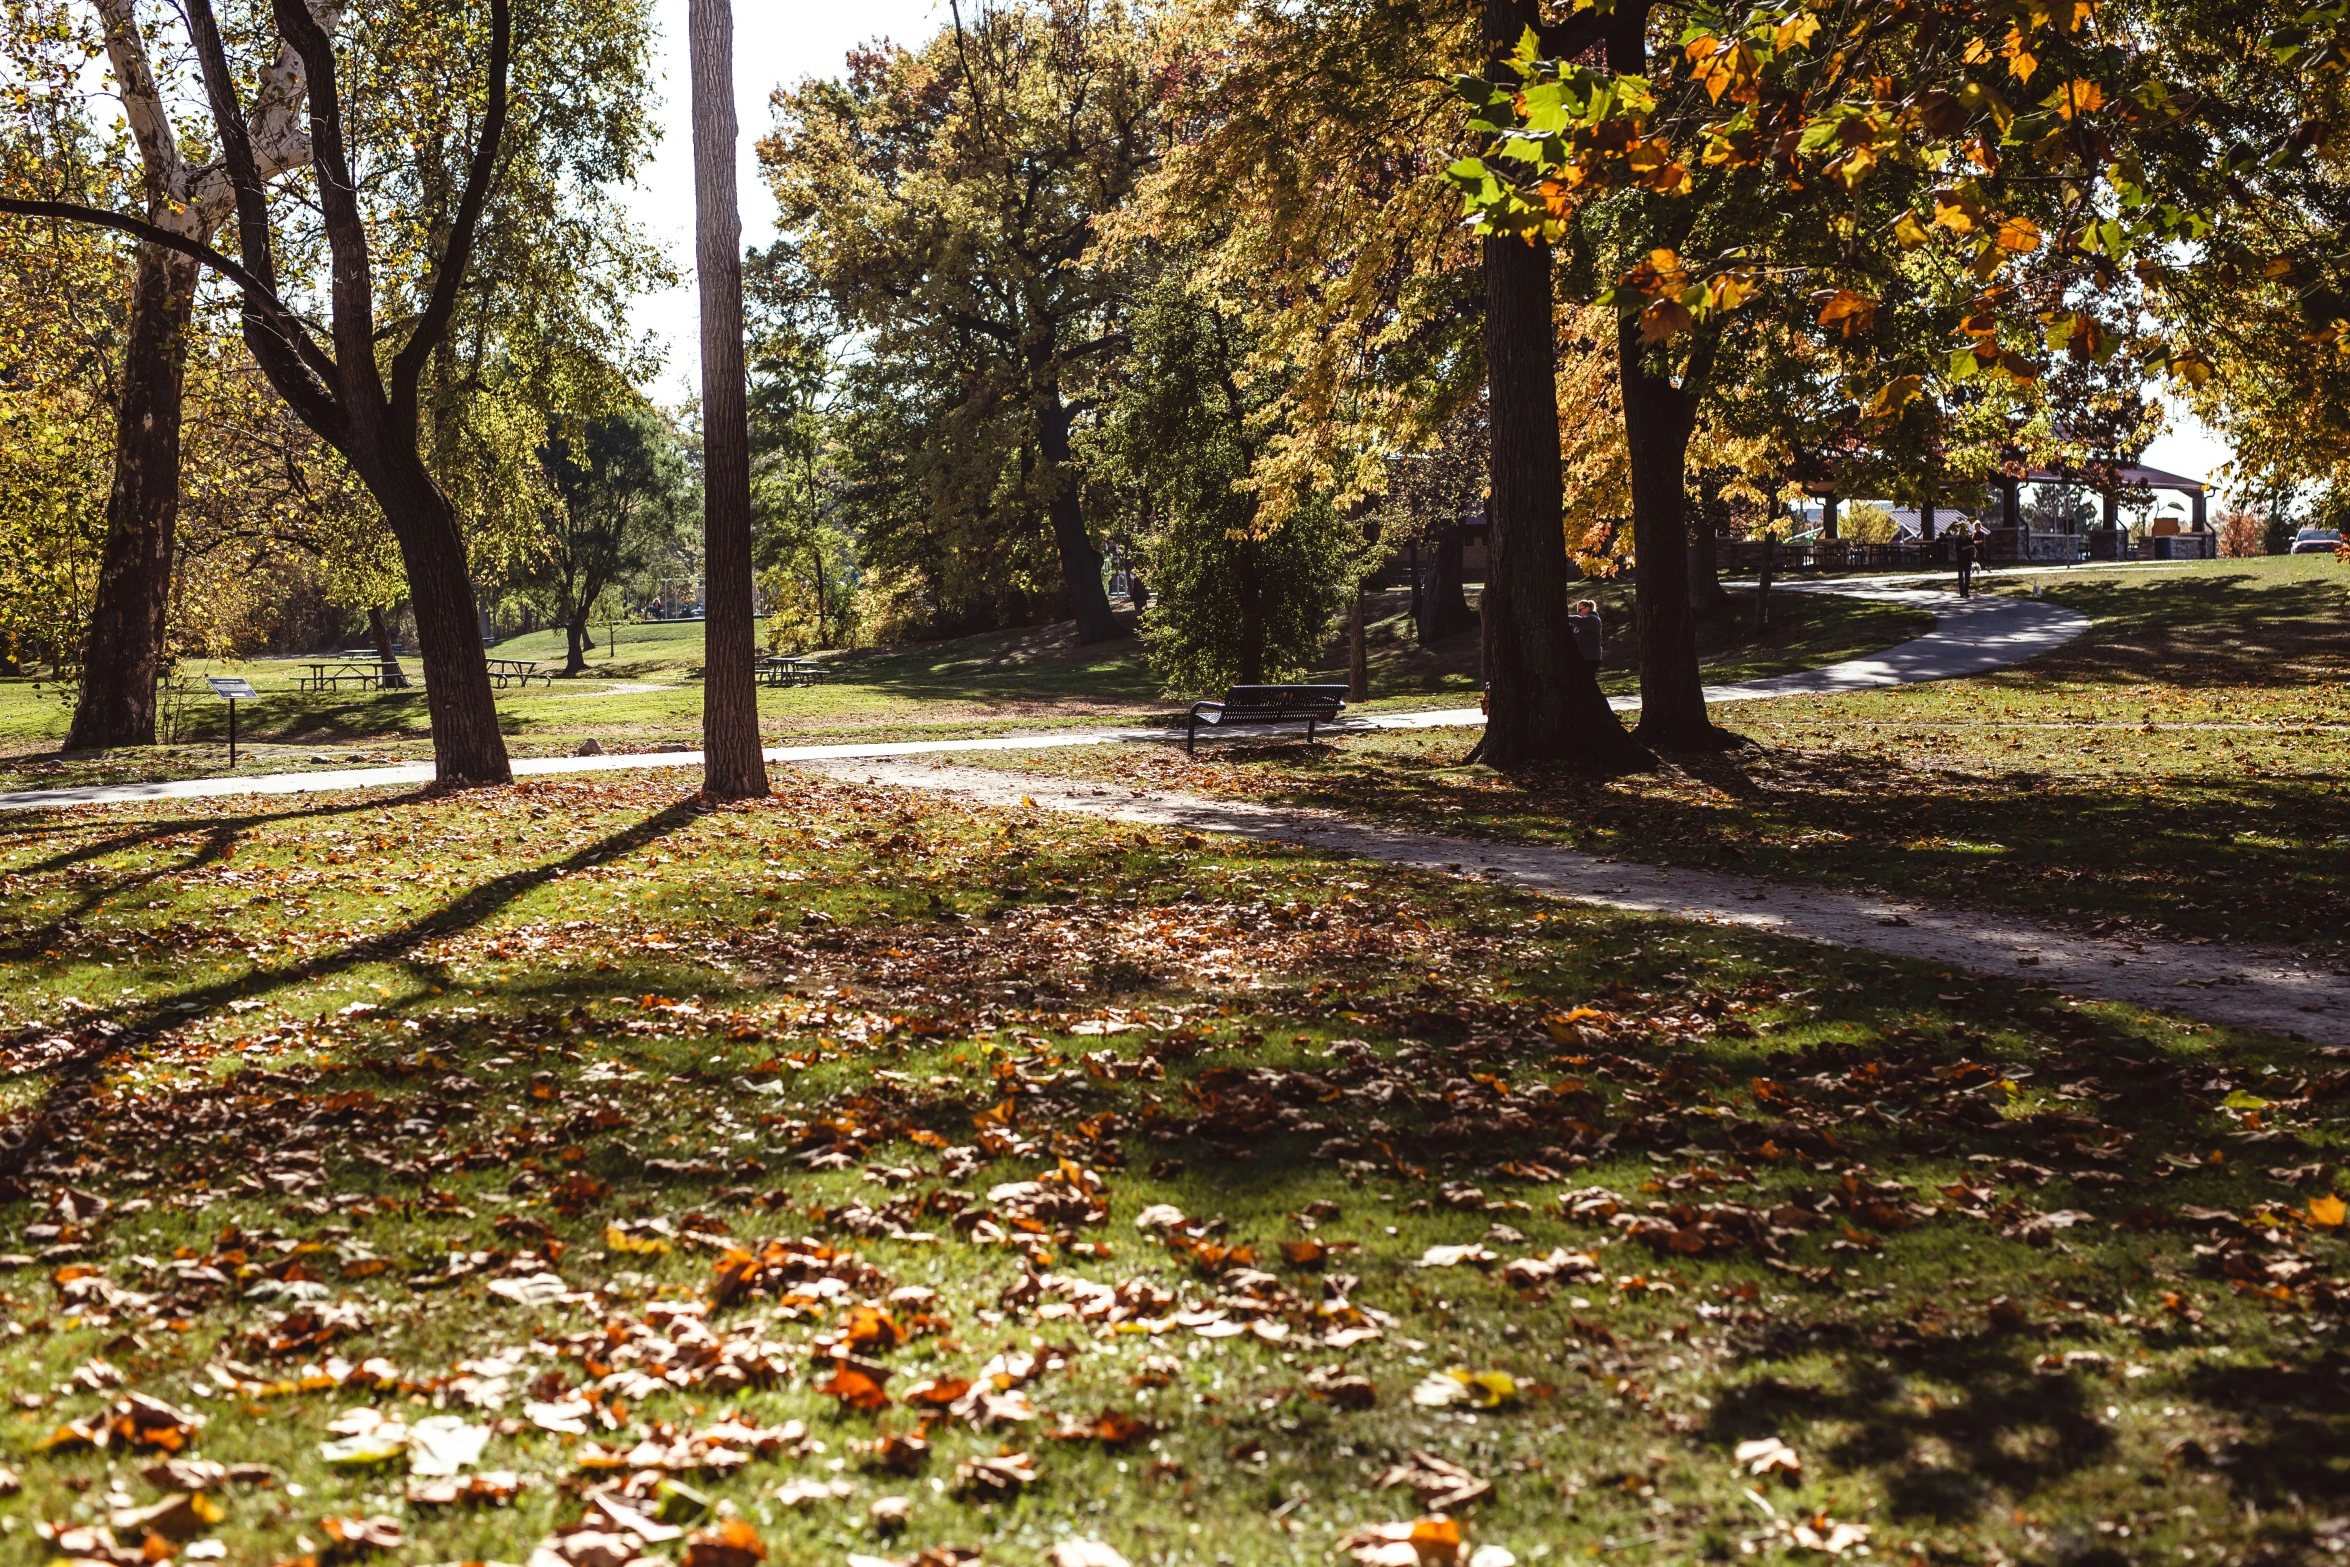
950, 557, 2350, 959
0, 589, 1927, 796
0, 768, 2345, 1567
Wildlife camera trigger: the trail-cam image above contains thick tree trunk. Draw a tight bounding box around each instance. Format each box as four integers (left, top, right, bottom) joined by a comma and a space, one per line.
1688, 473, 1731, 619
1236, 542, 1266, 685
689, 0, 770, 799
1479, 232, 1641, 770
68, 243, 199, 752
1035, 387, 1122, 644
1416, 524, 1476, 644
367, 603, 409, 688
364, 458, 510, 784
564, 612, 591, 676
1619, 315, 1731, 750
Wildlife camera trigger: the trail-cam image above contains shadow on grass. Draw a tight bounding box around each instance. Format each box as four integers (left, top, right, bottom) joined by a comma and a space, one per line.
0, 791, 709, 1179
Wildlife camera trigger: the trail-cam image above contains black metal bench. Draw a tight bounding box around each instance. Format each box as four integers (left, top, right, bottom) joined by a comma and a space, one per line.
1186, 683, 1347, 754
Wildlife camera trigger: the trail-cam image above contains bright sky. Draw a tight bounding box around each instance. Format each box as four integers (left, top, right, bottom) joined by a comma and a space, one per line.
619, 2, 2234, 487
623, 0, 945, 403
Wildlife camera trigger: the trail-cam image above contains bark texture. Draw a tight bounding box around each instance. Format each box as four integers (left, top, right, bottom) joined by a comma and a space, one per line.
1619, 314, 1732, 749
688, 0, 771, 798
366, 604, 408, 688
1687, 472, 1731, 620
1479, 232, 1642, 769
68, 244, 198, 750
69, 0, 335, 750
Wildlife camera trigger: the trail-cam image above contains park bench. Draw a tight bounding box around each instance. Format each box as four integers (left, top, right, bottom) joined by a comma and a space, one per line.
1186, 683, 1348, 754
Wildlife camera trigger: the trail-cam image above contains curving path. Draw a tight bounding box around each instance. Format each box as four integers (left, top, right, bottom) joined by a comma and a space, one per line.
808, 758, 2350, 1046
0, 583, 2082, 814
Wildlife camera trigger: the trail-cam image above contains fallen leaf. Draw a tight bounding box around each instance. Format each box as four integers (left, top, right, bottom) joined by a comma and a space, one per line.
1733, 1435, 1803, 1478
681, 1518, 767, 1567
1049, 1542, 1134, 1567
1376, 1450, 1494, 1510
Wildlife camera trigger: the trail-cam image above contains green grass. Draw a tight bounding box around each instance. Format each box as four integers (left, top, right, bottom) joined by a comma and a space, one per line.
942, 556, 2350, 957
0, 767, 2344, 1566
0, 588, 1928, 795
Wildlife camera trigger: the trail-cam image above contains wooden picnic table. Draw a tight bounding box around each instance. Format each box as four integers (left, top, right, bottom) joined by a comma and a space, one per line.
485, 657, 552, 689
756, 656, 831, 688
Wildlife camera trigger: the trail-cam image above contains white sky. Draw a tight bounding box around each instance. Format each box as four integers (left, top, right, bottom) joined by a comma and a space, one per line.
618, 2, 2234, 486
623, 0, 945, 403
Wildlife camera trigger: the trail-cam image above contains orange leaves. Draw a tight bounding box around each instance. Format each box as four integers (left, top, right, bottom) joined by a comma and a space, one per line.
1995, 215, 2042, 254
1813, 289, 1877, 338
1682, 34, 1761, 106
902, 1376, 973, 1408
821, 1362, 893, 1412
1049, 1407, 1153, 1447
2310, 1194, 2347, 1227
1338, 1514, 1465, 1565
38, 1394, 204, 1454
1771, 12, 1821, 52
682, 1519, 768, 1567
2049, 78, 2104, 119
548, 1171, 608, 1218
845, 1305, 905, 1353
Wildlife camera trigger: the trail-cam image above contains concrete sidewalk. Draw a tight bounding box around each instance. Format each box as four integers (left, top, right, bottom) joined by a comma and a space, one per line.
0, 584, 2083, 814
815, 760, 2349, 1046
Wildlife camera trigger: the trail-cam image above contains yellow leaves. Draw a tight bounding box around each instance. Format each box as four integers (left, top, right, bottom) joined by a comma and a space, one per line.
1814, 289, 1877, 337
2002, 24, 2039, 83
1773, 11, 1822, 52
2049, 78, 2104, 119
2309, 1194, 2347, 1228
1626, 139, 1692, 196
1704, 270, 1759, 312
1892, 210, 1932, 249
1995, 215, 2042, 254
1824, 143, 1878, 189
1863, 376, 1923, 420
1933, 190, 1985, 234
604, 1225, 672, 1257
1684, 35, 1762, 105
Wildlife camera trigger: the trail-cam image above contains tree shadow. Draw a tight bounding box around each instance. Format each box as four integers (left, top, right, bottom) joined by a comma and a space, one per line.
0, 791, 710, 1180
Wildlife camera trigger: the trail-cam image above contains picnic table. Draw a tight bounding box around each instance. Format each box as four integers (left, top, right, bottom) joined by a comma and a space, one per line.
756, 656, 831, 688
297, 653, 397, 693
485, 657, 552, 689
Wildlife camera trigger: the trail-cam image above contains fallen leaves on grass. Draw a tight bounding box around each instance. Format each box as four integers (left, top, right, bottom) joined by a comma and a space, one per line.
1339, 1514, 1466, 1565
1377, 1451, 1494, 1510
1410, 1368, 1519, 1409
1733, 1436, 1803, 1479
954, 1449, 1039, 1497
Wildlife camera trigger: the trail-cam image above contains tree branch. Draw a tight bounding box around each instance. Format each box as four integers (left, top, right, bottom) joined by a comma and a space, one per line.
388, 0, 511, 428
0, 197, 338, 389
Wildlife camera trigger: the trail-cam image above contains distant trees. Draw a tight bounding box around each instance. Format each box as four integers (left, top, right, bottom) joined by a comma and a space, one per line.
1101, 278, 1360, 691
531, 406, 690, 674
761, 1, 1164, 644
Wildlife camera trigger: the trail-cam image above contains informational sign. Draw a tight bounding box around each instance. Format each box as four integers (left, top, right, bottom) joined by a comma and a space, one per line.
206, 676, 258, 701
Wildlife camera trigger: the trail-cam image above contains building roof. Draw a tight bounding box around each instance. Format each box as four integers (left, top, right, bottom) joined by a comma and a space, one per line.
2025, 463, 2205, 492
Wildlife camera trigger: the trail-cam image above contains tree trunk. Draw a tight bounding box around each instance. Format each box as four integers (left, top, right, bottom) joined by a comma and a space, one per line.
367, 603, 409, 689
564, 611, 591, 675
1478, 231, 1641, 770
1619, 314, 1730, 750
689, 0, 770, 799
1417, 524, 1476, 644
1688, 472, 1730, 618
1236, 541, 1266, 685
1347, 585, 1368, 702
366, 458, 510, 784
1035, 386, 1122, 644
1754, 526, 1776, 632
68, 243, 200, 752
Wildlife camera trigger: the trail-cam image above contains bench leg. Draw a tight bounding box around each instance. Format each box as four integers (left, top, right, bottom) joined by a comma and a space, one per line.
1307, 717, 1317, 746
1186, 716, 1196, 756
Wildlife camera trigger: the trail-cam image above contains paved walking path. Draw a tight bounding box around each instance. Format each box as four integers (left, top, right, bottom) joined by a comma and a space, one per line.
811, 759, 2350, 1045
0, 584, 2081, 814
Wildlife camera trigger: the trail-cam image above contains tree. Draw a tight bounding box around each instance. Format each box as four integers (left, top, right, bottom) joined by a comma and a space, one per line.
1447, 0, 2322, 753
761, 0, 1164, 646
1102, 276, 1358, 691
2, 0, 520, 783
532, 404, 688, 674
746, 241, 856, 651
687, 0, 768, 799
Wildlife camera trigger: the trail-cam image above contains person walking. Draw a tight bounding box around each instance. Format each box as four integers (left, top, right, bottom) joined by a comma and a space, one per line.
1955, 526, 1979, 598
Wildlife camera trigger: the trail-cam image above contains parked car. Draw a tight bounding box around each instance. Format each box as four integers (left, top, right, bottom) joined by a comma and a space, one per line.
2291, 528, 2343, 554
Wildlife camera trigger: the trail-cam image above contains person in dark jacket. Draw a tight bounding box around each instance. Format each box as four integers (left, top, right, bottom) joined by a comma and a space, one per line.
1956, 528, 1980, 597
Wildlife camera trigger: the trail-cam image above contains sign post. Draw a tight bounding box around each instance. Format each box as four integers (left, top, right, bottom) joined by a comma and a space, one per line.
205, 676, 258, 766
